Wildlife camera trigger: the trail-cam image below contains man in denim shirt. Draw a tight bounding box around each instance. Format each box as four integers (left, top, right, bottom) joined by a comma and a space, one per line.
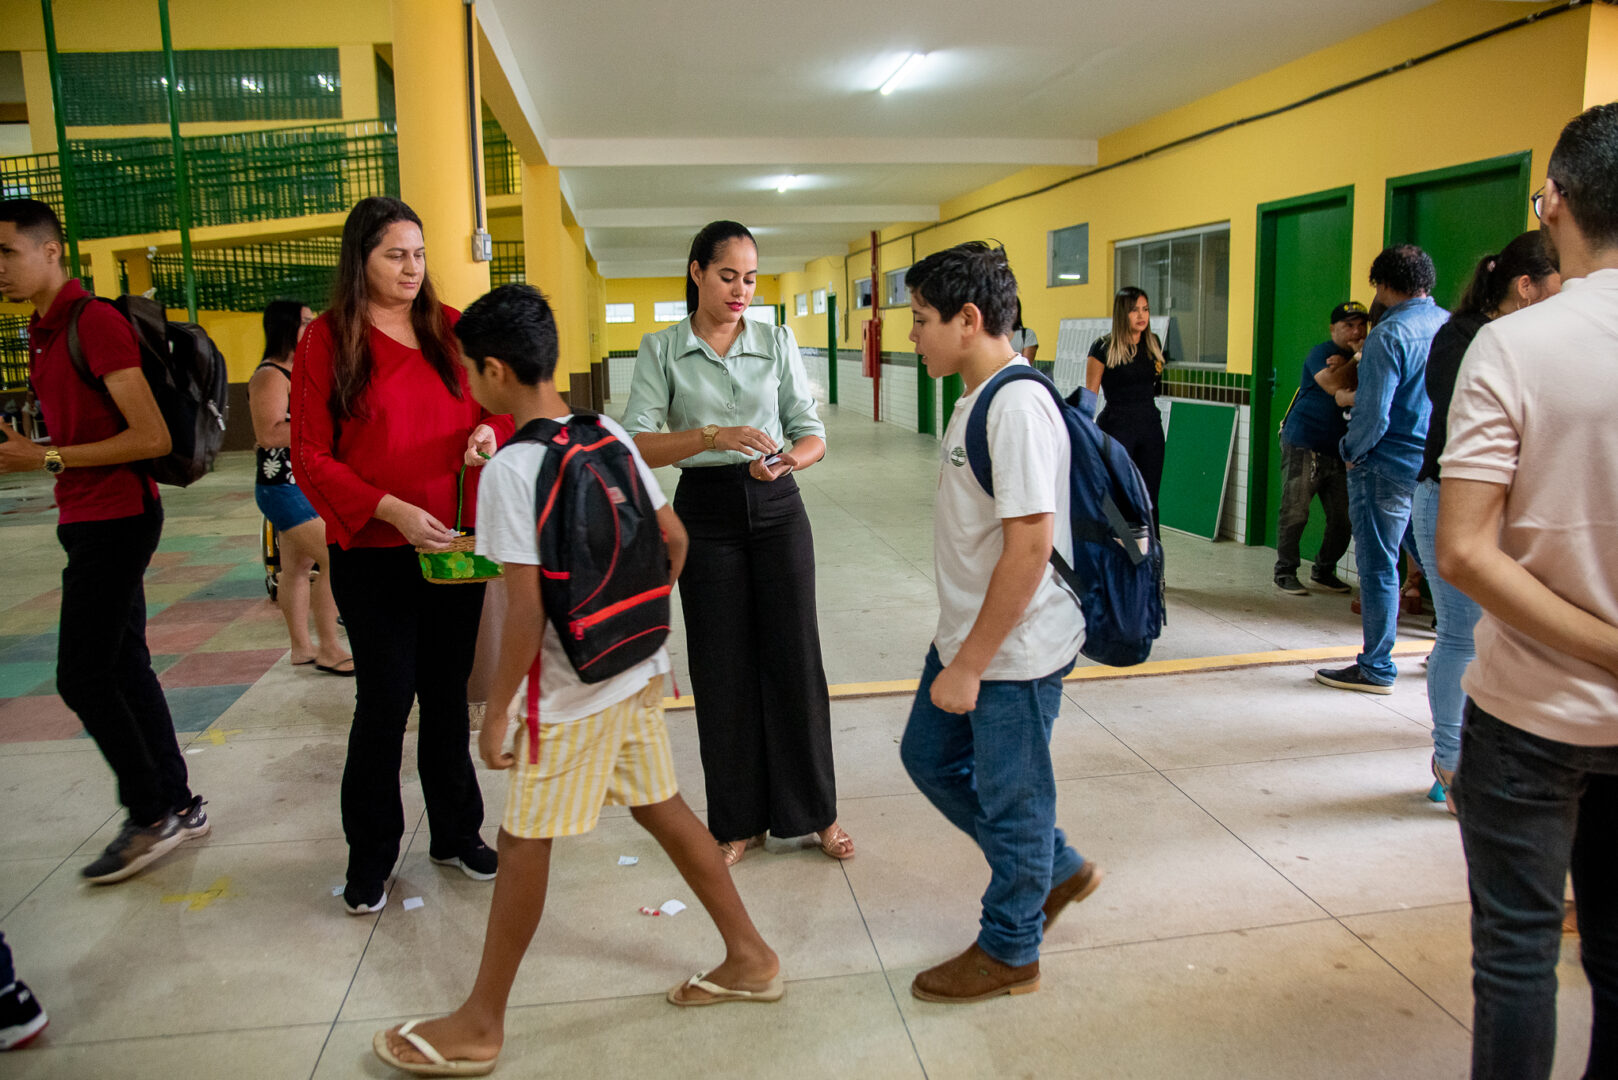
1316, 245, 1447, 694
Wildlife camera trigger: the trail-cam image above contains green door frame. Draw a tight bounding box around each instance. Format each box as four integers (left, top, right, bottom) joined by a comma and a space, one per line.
1247, 184, 1355, 546
1383, 151, 1533, 245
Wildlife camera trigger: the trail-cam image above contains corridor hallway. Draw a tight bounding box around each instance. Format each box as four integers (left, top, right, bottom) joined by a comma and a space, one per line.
0, 404, 1590, 1079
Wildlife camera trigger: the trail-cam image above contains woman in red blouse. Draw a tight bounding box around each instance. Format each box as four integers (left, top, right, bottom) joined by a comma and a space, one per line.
293, 196, 514, 914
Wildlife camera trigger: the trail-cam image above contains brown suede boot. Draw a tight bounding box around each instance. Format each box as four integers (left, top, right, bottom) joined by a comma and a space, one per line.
911, 942, 1040, 1003
1042, 861, 1105, 933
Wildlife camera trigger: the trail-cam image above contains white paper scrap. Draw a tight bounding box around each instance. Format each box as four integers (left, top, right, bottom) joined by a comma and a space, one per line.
331, 886, 344, 896
185, 747, 205, 755
618, 855, 639, 866
403, 897, 425, 911
659, 899, 687, 917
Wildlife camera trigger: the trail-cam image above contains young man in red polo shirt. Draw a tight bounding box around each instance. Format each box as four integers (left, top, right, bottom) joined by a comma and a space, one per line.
0, 199, 208, 884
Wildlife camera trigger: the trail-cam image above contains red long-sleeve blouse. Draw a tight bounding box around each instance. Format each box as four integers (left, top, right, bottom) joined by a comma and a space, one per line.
291, 307, 514, 549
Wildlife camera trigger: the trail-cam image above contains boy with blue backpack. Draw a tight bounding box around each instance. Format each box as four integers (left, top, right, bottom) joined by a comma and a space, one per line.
373, 285, 780, 1077
901, 242, 1151, 1004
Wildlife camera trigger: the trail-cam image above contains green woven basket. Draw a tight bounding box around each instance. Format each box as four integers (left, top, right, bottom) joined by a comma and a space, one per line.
416, 463, 502, 585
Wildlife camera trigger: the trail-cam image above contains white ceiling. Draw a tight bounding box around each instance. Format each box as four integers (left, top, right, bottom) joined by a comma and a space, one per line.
480, 0, 1440, 278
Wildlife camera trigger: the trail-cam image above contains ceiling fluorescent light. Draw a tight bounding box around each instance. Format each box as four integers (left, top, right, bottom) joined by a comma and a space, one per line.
777, 174, 797, 193
879, 53, 925, 96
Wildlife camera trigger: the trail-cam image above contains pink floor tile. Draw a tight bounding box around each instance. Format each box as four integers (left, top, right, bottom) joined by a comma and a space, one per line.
0, 694, 85, 742
146, 621, 229, 654
148, 599, 256, 626
147, 564, 232, 585
159, 648, 287, 688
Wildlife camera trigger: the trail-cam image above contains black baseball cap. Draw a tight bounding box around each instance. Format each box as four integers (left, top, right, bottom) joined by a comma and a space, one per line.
1331, 300, 1370, 324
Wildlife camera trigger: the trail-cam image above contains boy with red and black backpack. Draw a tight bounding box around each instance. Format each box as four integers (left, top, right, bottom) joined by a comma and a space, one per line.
373, 284, 780, 1077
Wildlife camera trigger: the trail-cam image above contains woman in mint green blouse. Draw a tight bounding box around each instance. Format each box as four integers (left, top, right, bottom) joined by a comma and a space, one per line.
622, 220, 852, 867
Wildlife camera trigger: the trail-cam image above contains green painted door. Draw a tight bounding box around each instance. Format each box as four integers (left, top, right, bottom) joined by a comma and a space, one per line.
1385, 152, 1531, 311
1249, 188, 1354, 551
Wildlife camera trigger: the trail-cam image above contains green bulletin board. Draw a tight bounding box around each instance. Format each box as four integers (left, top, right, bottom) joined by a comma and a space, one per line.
1159, 401, 1238, 540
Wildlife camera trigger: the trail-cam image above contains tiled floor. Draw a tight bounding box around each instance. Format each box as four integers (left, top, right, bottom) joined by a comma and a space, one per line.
0, 405, 1594, 1079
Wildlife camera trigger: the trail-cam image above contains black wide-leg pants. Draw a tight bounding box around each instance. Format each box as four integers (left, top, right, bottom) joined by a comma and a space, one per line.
327, 543, 487, 888
674, 465, 837, 843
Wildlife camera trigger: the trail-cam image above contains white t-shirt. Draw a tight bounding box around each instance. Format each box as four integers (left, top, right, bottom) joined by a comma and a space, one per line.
1441, 268, 1618, 747
933, 361, 1085, 680
1011, 328, 1038, 354
476, 414, 671, 724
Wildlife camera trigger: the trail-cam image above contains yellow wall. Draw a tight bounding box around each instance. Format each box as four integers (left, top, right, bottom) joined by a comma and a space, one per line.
603, 275, 782, 354
802, 0, 1591, 373
1587, 2, 1618, 110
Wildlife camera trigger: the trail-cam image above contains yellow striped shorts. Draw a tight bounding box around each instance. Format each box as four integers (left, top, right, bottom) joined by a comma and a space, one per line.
502, 677, 678, 839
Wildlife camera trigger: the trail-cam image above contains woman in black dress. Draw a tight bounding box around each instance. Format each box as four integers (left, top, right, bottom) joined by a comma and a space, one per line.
1080, 287, 1167, 513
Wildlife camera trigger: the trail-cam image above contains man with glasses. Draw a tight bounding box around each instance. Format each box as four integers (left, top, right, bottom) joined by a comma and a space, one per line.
1439, 102, 1618, 1080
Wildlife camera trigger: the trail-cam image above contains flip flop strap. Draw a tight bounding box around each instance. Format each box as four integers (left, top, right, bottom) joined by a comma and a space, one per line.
398, 1021, 449, 1066
685, 972, 753, 999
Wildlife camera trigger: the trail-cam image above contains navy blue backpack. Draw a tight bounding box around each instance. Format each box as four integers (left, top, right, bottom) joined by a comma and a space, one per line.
964, 366, 1166, 667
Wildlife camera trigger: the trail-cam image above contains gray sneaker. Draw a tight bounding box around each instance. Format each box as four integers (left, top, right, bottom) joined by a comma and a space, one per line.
82, 814, 183, 884
1274, 574, 1308, 595
174, 796, 210, 841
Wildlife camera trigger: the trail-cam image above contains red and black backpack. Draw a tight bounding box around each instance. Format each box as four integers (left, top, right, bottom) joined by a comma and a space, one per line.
507, 413, 671, 687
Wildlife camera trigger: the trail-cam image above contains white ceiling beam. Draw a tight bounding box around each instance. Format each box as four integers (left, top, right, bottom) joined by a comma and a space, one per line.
577, 205, 938, 228
551, 138, 1098, 168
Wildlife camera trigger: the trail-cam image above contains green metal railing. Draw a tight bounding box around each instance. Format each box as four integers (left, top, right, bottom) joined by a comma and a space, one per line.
1, 120, 400, 239
59, 48, 342, 126
1161, 365, 1250, 405
483, 118, 520, 197
3, 116, 524, 244
149, 237, 342, 313
1, 314, 29, 391
490, 240, 524, 284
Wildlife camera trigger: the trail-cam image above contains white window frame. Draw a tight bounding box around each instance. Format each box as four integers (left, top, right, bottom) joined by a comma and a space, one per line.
747, 304, 777, 325
1112, 221, 1231, 368
882, 267, 910, 307
604, 302, 635, 324
854, 277, 873, 310
812, 288, 827, 314
652, 300, 687, 323
795, 292, 808, 317
1047, 222, 1090, 287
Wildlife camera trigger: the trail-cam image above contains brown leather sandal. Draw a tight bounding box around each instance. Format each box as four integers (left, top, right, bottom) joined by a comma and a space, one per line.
719, 833, 765, 867
817, 823, 854, 860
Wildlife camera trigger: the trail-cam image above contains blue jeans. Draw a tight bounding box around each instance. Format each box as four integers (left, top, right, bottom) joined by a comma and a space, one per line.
900, 645, 1084, 967
1410, 479, 1481, 771
1347, 464, 1416, 684
1457, 703, 1618, 1079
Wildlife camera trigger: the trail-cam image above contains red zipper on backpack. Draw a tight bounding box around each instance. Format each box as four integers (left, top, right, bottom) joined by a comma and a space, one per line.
568, 585, 672, 639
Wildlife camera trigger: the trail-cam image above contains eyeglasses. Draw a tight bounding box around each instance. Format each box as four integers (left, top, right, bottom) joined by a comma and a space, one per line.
1531, 187, 1544, 221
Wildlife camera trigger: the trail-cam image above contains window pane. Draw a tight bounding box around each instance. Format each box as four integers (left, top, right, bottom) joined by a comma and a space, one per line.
855, 277, 873, 309
653, 300, 686, 322
796, 293, 808, 317
1048, 223, 1089, 286
604, 302, 635, 324
813, 288, 827, 314
1116, 245, 1140, 294
1199, 229, 1230, 365
747, 304, 776, 325
1169, 237, 1201, 363
884, 268, 910, 306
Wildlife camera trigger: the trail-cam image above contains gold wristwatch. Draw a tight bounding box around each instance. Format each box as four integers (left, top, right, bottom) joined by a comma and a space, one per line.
701, 424, 720, 451
43, 449, 65, 475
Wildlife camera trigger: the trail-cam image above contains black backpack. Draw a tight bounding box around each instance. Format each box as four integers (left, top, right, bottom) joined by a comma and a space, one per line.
964, 366, 1166, 667
66, 294, 229, 487
507, 413, 671, 683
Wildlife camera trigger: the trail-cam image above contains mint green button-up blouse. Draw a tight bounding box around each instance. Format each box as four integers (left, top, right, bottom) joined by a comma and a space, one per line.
620, 316, 826, 468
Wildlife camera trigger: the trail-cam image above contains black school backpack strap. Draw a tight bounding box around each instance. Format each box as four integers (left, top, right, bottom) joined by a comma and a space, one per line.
63, 296, 105, 392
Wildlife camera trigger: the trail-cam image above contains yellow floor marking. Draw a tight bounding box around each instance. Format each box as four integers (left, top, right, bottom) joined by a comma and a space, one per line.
162, 876, 233, 911
196, 728, 243, 746
659, 640, 1430, 712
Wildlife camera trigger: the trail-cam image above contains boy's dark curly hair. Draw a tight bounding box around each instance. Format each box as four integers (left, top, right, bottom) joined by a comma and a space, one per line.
1368, 244, 1437, 297
903, 241, 1018, 336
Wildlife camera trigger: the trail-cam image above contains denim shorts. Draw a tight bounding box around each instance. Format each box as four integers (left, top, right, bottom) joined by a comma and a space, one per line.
255, 482, 320, 531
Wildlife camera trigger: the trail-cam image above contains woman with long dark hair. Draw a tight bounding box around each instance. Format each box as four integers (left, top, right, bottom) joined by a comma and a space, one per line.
1410, 230, 1560, 809
620, 220, 850, 866
1078, 286, 1168, 513
292, 196, 514, 913
249, 299, 350, 674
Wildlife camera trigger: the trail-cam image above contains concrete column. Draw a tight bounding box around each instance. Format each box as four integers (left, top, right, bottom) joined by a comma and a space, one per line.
389, 0, 488, 309
338, 44, 380, 122
521, 160, 588, 393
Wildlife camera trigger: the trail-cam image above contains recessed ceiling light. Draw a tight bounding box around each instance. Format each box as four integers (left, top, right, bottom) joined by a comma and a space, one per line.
878, 53, 926, 96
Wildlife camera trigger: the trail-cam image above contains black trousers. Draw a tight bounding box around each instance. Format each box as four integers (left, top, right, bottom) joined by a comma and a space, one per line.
327, 544, 487, 887
674, 465, 837, 842
1098, 403, 1166, 516
57, 502, 191, 825
1273, 442, 1351, 577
